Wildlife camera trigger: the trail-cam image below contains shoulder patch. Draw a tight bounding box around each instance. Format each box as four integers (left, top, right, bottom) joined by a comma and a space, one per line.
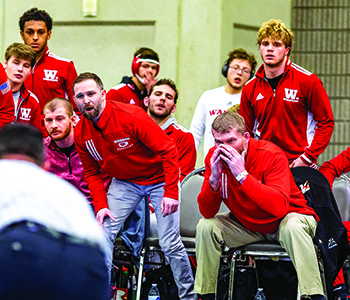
0, 80, 11, 94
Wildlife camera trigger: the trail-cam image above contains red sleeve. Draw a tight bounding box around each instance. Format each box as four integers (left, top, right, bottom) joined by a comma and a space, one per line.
74, 127, 108, 213
197, 151, 223, 218
0, 65, 14, 128
239, 154, 290, 218
132, 110, 180, 200
177, 132, 197, 182
65, 61, 79, 115
319, 147, 350, 187
302, 76, 334, 163
239, 84, 256, 137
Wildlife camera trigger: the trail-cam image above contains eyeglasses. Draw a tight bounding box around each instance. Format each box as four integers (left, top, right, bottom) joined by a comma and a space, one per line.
229, 65, 251, 75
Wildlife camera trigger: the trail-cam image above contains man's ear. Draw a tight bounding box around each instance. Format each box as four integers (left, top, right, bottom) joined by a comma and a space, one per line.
144, 96, 149, 108
285, 47, 290, 56
244, 132, 250, 142
171, 104, 177, 114
71, 114, 77, 126
47, 30, 52, 41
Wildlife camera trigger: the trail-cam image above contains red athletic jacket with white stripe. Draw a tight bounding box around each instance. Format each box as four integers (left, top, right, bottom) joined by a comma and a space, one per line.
15, 83, 42, 133
162, 117, 196, 182
0, 63, 14, 129
106, 76, 146, 109
74, 100, 180, 213
239, 58, 334, 165
24, 47, 78, 112
198, 139, 318, 235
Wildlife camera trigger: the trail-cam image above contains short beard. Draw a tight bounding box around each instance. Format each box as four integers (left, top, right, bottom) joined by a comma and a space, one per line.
50, 122, 72, 142
148, 105, 174, 120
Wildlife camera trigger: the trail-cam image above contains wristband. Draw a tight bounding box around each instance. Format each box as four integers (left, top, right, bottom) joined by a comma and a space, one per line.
235, 170, 248, 182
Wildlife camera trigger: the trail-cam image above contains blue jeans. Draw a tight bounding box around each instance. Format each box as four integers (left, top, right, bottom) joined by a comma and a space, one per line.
0, 221, 110, 300
104, 178, 196, 300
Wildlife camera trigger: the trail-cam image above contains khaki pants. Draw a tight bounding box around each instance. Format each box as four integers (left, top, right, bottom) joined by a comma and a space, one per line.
194, 212, 324, 296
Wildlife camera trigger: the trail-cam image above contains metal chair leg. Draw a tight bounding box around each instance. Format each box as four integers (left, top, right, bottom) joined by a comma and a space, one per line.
228, 251, 238, 300
136, 247, 146, 300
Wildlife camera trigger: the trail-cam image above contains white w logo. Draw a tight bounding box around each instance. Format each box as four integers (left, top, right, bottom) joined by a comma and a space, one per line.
284, 88, 298, 100
44, 70, 58, 81
20, 108, 31, 120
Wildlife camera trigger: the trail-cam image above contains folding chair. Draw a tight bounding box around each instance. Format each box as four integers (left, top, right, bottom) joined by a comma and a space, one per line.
135, 167, 228, 300
228, 167, 343, 300
227, 241, 316, 300
333, 174, 350, 222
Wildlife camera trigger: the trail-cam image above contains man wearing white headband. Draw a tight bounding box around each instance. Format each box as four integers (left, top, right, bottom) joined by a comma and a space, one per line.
106, 47, 159, 109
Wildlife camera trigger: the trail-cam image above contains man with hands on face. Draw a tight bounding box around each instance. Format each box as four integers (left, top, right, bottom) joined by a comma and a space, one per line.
106, 47, 159, 109
195, 111, 327, 300
72, 72, 196, 300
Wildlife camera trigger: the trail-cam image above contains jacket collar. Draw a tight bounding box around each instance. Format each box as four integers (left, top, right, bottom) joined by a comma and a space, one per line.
255, 57, 291, 79
19, 82, 30, 101
161, 116, 177, 131
95, 100, 112, 131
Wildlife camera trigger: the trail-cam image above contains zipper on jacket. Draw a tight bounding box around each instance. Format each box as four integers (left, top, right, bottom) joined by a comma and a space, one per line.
67, 156, 72, 174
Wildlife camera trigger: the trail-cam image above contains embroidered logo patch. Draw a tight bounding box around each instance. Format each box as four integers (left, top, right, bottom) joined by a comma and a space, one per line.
283, 88, 299, 102
43, 70, 58, 82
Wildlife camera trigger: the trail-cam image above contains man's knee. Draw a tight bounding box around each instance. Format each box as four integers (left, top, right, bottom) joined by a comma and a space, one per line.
196, 217, 216, 239
279, 213, 315, 240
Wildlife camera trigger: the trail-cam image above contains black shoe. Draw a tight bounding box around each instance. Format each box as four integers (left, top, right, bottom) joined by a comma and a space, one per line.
301, 295, 326, 300
199, 294, 215, 300
333, 283, 350, 300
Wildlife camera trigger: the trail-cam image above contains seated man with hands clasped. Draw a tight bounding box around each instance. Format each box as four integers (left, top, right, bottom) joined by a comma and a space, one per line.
194, 111, 326, 300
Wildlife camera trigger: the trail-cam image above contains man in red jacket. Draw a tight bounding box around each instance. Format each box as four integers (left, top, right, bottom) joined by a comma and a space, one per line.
239, 19, 334, 168
0, 63, 14, 129
73, 72, 196, 300
195, 111, 325, 300
118, 78, 197, 252
106, 47, 159, 109
19, 8, 78, 115
4, 42, 42, 133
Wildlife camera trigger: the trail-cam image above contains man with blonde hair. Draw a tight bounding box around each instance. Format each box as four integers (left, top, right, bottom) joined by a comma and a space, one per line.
240, 19, 334, 168
195, 111, 326, 300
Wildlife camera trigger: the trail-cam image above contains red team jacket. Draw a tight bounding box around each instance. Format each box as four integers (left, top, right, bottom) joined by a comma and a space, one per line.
106, 76, 146, 109
15, 83, 42, 132
162, 117, 196, 182
24, 47, 78, 112
240, 57, 334, 165
199, 139, 318, 234
0, 63, 14, 128
74, 100, 180, 213
319, 147, 350, 187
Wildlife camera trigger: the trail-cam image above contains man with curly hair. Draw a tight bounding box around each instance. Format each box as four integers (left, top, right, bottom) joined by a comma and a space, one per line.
19, 8, 78, 117
240, 19, 334, 169
190, 48, 257, 159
